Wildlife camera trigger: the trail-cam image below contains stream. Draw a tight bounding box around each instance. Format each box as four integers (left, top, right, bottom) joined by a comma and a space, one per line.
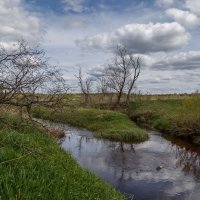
39, 119, 200, 200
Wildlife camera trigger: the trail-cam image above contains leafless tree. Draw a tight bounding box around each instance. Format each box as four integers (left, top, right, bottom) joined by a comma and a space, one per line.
96, 76, 108, 94
75, 68, 93, 105
95, 76, 109, 103
0, 40, 68, 122
103, 46, 141, 105
126, 57, 140, 103
104, 46, 129, 105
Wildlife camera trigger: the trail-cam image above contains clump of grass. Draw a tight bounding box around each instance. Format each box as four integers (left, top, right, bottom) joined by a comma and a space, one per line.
0, 115, 125, 200
33, 107, 149, 143
152, 118, 172, 131
48, 128, 65, 139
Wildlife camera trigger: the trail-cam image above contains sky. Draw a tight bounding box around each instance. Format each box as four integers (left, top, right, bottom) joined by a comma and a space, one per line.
1, 0, 200, 94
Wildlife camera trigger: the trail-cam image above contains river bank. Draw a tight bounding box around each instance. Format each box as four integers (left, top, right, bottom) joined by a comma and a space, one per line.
33, 96, 200, 145
32, 107, 149, 143
121, 98, 200, 145
0, 114, 125, 200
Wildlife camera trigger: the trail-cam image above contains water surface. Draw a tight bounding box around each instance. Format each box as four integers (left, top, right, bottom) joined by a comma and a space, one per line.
40, 120, 200, 200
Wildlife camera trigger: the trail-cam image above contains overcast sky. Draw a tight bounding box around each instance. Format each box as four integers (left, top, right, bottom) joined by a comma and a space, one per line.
1, 0, 200, 94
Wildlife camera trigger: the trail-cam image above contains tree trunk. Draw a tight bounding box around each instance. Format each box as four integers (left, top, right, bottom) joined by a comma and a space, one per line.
26, 105, 33, 124
126, 80, 136, 103
19, 106, 23, 122
116, 91, 122, 106
126, 92, 131, 103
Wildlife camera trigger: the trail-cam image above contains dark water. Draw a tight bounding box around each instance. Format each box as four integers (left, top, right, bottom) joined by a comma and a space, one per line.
40, 120, 200, 200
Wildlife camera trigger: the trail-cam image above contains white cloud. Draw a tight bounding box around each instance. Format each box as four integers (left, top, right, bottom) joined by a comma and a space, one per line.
62, 0, 86, 13
77, 22, 190, 53
141, 51, 200, 70
0, 0, 41, 48
166, 8, 200, 28
156, 0, 174, 7
185, 0, 200, 16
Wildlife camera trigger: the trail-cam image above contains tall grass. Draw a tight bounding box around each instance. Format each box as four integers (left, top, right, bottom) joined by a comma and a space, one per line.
125, 98, 200, 144
177, 95, 200, 134
32, 107, 149, 143
0, 115, 125, 200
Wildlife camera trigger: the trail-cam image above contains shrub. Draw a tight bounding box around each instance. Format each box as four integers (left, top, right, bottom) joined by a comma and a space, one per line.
153, 118, 172, 131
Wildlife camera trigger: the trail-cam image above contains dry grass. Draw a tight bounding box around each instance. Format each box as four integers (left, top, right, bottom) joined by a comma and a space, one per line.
47, 128, 65, 139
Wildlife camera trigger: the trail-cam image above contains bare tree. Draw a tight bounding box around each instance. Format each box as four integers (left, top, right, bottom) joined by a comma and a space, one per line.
103, 46, 141, 105
105, 46, 130, 105
96, 76, 108, 94
0, 40, 68, 122
94, 76, 109, 103
126, 57, 140, 103
75, 68, 93, 105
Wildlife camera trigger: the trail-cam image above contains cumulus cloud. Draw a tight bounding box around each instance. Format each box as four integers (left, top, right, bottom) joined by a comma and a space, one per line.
77, 22, 190, 53
0, 0, 41, 48
156, 0, 174, 7
62, 0, 86, 13
185, 0, 200, 16
141, 51, 200, 70
166, 8, 200, 28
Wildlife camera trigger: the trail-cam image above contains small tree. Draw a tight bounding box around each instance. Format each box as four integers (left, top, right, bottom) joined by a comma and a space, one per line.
75, 68, 93, 105
0, 40, 68, 122
94, 75, 109, 103
104, 46, 141, 105
126, 57, 140, 103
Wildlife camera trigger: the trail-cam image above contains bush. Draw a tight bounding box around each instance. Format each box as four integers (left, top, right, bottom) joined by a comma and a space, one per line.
152, 118, 172, 131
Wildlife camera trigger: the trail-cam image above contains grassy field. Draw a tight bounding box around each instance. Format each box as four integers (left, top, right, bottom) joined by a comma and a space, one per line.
123, 96, 200, 145
72, 93, 192, 105
33, 107, 149, 143
0, 114, 125, 200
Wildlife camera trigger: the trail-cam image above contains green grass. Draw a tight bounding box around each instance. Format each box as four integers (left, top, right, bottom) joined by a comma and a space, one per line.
0, 115, 125, 200
32, 107, 149, 143
124, 97, 200, 144
125, 99, 181, 131
177, 95, 200, 137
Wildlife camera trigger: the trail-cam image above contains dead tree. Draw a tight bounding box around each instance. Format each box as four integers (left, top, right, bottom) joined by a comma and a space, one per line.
92, 75, 109, 103
103, 46, 128, 105
75, 68, 93, 105
126, 57, 141, 103
103, 46, 141, 105
0, 40, 68, 122
96, 76, 108, 95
